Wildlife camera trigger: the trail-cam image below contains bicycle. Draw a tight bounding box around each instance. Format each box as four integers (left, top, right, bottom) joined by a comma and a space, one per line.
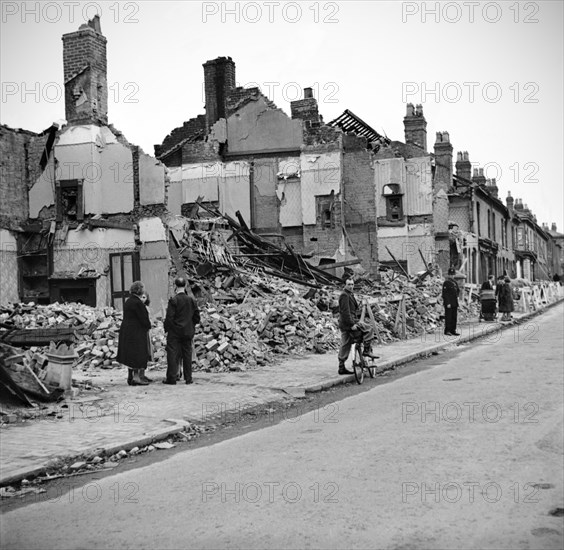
350, 333, 377, 384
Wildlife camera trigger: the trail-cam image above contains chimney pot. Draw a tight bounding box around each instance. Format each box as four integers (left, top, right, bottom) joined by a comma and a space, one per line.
552, 223, 557, 231
304, 87, 313, 99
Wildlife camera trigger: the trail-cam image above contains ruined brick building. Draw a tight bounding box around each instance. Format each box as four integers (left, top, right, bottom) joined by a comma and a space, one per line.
0, 16, 170, 311
155, 57, 388, 276
2, 22, 560, 308
372, 104, 448, 275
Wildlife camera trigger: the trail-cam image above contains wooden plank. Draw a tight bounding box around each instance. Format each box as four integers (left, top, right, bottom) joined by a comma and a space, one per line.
314, 259, 362, 271
385, 246, 410, 278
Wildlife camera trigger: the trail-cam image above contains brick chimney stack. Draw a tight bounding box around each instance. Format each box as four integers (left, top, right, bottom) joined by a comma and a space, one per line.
404, 103, 427, 152
472, 167, 486, 186
487, 177, 499, 198
62, 15, 107, 125
290, 87, 320, 124
506, 191, 514, 211
455, 151, 472, 181
433, 131, 453, 192
203, 57, 236, 132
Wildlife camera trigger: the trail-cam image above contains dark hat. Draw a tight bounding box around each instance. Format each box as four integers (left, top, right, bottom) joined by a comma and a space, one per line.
447, 267, 456, 275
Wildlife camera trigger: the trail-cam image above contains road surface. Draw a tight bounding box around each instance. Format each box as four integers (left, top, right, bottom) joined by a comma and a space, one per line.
2, 304, 563, 549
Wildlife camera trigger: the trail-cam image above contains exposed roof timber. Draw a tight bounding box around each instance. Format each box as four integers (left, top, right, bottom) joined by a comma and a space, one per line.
328, 109, 390, 146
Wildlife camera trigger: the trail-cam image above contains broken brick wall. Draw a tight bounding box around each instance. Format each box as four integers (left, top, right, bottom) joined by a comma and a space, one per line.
226, 96, 303, 155
0, 126, 46, 225
341, 135, 378, 275
154, 115, 206, 159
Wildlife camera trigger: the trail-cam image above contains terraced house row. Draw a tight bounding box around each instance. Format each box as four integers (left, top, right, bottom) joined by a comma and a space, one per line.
1, 16, 562, 309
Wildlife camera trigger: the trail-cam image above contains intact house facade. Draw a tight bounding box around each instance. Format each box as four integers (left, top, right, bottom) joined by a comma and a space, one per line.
0, 16, 170, 314
510, 198, 550, 281
155, 56, 390, 277
544, 223, 564, 279
448, 160, 514, 284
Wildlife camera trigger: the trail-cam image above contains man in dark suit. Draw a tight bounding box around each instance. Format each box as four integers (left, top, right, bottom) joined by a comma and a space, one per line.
442, 267, 460, 336
163, 277, 201, 385
337, 278, 377, 375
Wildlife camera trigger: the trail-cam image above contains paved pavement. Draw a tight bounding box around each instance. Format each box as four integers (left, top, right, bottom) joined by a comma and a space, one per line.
1, 298, 562, 487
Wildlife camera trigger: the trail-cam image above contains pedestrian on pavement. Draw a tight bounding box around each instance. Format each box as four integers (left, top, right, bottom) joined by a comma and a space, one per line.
442, 267, 460, 336
495, 275, 504, 299
480, 274, 497, 321
163, 277, 201, 385
140, 292, 154, 383
498, 276, 514, 321
117, 281, 152, 386
337, 278, 378, 375
481, 274, 495, 291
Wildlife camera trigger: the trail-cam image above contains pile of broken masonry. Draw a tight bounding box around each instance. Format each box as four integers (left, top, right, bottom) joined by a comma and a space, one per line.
1, 268, 479, 380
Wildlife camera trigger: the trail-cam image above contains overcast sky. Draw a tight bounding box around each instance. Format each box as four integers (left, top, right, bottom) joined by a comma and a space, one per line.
2, 1, 562, 230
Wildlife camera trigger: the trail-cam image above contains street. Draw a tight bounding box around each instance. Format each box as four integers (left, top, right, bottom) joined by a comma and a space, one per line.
2, 304, 563, 550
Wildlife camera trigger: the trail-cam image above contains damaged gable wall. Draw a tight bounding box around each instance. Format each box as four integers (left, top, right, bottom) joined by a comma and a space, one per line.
226, 96, 303, 154
2, 17, 171, 309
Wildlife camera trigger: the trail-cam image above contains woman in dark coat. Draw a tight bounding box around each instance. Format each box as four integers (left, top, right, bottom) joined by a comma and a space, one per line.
117, 281, 151, 386
498, 276, 514, 321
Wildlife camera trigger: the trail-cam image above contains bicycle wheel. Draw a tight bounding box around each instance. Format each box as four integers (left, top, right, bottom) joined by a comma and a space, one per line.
353, 344, 365, 384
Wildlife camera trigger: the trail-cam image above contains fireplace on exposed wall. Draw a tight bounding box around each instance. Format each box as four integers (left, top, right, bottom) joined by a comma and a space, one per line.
49, 277, 97, 307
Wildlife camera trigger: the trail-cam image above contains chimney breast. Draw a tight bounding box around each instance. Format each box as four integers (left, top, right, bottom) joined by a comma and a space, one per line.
62, 15, 108, 125
403, 103, 427, 152
472, 166, 486, 186
455, 150, 471, 181
433, 130, 453, 193
203, 57, 236, 132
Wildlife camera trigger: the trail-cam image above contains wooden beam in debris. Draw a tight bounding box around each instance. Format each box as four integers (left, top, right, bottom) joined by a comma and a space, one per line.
195, 201, 342, 286
314, 259, 362, 271
168, 229, 186, 278
385, 246, 410, 278
2, 327, 77, 347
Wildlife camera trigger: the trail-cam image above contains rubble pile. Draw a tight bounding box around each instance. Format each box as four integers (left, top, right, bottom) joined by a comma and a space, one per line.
0, 282, 341, 374
1, 303, 123, 369
1, 251, 480, 377
349, 270, 480, 341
